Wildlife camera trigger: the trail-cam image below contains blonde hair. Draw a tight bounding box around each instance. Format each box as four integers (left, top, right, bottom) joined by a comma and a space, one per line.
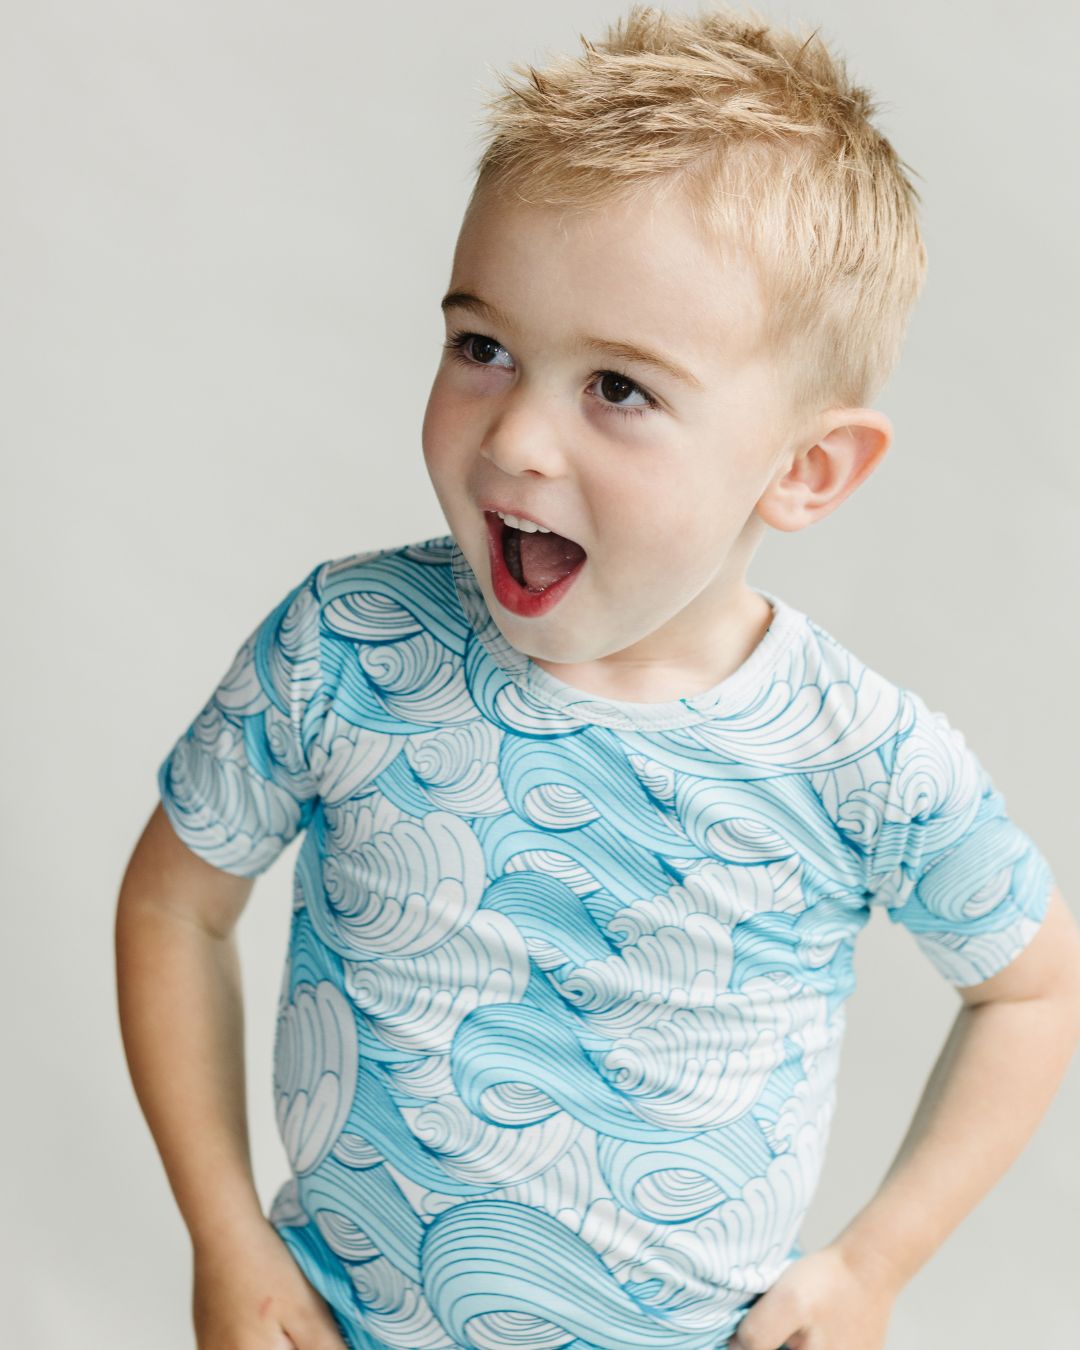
466, 4, 927, 416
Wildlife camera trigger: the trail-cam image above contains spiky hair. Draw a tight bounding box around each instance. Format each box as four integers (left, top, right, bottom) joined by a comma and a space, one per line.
466, 4, 927, 413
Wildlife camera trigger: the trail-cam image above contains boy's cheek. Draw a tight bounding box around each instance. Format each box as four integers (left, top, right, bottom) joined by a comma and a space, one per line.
421, 379, 473, 455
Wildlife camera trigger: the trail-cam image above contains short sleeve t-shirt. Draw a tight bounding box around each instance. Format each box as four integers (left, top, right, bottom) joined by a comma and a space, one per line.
157, 534, 1055, 1350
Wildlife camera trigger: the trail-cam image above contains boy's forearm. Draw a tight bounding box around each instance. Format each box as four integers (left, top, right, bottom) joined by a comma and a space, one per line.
115, 900, 268, 1255
830, 991, 1080, 1292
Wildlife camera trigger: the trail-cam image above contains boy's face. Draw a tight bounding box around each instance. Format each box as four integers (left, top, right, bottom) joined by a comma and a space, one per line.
422, 183, 809, 688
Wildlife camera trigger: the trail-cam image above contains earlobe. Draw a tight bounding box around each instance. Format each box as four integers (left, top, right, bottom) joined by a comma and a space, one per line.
755, 407, 893, 532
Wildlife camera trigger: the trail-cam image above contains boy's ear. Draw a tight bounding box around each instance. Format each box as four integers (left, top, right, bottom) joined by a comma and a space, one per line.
754, 407, 893, 533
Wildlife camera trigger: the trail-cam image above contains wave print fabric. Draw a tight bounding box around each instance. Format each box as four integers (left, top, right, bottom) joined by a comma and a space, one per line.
157, 534, 1054, 1350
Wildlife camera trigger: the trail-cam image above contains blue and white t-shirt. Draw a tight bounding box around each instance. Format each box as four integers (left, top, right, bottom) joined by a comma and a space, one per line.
157, 534, 1054, 1350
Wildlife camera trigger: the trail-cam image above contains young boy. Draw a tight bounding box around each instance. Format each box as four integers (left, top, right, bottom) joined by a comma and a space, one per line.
116, 6, 1080, 1349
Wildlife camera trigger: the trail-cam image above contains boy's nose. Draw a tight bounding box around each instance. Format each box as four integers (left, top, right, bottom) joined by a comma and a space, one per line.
481, 397, 571, 478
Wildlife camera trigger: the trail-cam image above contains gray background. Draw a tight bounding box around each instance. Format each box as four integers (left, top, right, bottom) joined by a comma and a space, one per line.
4, 1, 1078, 1345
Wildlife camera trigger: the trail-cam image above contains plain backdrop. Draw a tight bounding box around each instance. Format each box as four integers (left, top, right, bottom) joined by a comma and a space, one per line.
4, 1, 1078, 1345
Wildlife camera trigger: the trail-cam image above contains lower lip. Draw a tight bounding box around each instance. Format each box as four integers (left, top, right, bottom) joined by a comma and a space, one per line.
484, 512, 587, 618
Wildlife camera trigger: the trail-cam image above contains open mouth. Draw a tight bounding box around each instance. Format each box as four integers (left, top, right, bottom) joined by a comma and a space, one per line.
483, 511, 588, 615
500, 517, 587, 591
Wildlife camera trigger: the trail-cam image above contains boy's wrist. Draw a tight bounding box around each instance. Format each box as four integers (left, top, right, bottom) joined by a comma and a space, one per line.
185, 1190, 274, 1261
828, 1229, 911, 1298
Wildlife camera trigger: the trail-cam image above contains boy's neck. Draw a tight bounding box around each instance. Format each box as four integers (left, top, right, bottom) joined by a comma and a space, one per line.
527, 584, 775, 705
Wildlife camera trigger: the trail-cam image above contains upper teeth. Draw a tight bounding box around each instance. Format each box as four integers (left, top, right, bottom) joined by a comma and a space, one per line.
496, 510, 551, 533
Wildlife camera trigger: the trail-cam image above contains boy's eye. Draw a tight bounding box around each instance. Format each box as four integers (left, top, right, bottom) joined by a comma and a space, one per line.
442, 329, 660, 419
453, 333, 512, 369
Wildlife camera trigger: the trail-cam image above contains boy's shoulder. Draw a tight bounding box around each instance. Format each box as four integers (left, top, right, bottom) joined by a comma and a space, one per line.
309, 531, 455, 596
795, 605, 949, 757
764, 595, 912, 764
293, 531, 460, 638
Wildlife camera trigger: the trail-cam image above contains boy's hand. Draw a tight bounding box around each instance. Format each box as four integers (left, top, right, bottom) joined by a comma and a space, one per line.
192, 1217, 349, 1350
729, 1244, 899, 1350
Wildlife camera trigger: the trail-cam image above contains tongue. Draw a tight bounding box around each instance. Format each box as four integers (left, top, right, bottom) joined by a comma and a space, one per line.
513, 528, 587, 590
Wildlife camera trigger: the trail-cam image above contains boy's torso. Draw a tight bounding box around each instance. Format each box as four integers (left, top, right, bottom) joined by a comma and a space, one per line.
260, 533, 897, 1347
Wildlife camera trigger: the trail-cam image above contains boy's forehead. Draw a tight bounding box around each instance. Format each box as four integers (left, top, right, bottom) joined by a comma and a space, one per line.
449, 190, 767, 370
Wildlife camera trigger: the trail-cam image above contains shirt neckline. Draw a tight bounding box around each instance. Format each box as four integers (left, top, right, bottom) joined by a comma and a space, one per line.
447, 535, 805, 731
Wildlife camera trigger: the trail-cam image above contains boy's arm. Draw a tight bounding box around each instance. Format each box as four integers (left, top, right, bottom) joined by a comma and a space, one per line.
832, 885, 1080, 1292
115, 800, 268, 1254
117, 801, 350, 1347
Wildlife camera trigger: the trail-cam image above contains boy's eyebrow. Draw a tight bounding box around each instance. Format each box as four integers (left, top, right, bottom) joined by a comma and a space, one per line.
440, 290, 704, 390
